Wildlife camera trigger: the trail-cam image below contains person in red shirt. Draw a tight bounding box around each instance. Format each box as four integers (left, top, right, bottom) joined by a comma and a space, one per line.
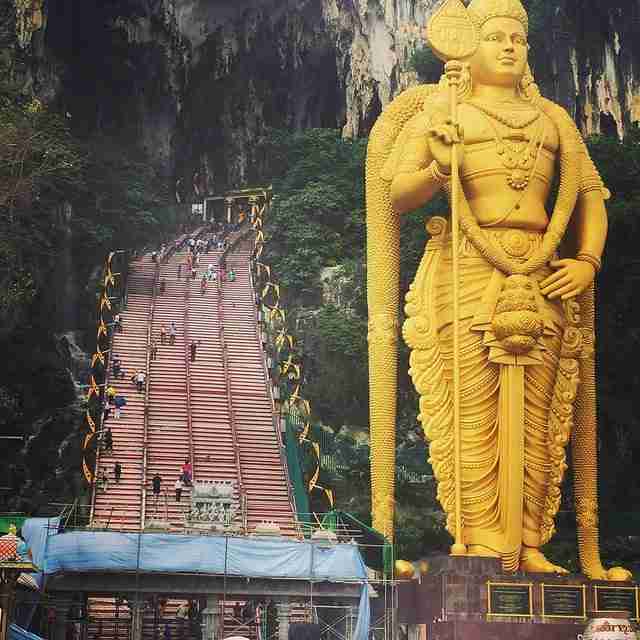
181, 459, 192, 486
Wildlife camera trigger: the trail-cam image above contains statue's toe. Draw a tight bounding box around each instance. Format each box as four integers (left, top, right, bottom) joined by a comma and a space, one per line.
607, 566, 633, 582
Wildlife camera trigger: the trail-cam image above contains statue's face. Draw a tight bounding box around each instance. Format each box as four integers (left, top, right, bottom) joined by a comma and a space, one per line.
469, 17, 528, 88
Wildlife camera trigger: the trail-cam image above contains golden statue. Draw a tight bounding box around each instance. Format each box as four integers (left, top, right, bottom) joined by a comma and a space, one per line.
366, 0, 630, 579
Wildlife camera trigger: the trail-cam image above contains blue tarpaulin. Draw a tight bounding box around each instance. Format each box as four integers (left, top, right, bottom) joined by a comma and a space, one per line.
21, 520, 371, 640
9, 624, 44, 640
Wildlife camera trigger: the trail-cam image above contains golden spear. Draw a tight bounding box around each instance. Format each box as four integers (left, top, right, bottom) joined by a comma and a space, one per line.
426, 0, 479, 556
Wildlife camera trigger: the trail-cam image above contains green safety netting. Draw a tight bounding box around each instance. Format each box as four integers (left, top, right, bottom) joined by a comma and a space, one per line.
284, 418, 311, 527
0, 515, 27, 534
321, 510, 393, 574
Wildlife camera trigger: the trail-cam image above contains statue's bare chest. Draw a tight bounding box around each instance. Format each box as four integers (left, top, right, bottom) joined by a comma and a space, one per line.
457, 103, 559, 154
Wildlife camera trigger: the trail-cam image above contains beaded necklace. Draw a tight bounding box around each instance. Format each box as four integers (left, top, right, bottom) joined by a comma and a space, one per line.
467, 99, 541, 129
468, 102, 545, 191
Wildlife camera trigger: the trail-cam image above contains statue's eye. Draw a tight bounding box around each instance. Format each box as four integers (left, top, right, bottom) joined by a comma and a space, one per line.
486, 34, 502, 42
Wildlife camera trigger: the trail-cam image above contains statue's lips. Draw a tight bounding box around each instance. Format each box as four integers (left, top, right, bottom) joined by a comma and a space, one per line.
499, 58, 517, 64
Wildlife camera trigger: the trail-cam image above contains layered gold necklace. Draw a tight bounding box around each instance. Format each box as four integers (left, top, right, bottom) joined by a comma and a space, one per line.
468, 101, 544, 191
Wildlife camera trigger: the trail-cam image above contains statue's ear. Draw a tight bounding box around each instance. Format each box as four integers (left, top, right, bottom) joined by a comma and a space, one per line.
426, 0, 479, 62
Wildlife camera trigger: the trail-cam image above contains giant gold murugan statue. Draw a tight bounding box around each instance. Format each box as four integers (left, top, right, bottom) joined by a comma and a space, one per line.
366, 0, 630, 579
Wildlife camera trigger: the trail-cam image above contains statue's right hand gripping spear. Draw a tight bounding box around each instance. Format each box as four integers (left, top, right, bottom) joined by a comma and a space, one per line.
426, 0, 480, 556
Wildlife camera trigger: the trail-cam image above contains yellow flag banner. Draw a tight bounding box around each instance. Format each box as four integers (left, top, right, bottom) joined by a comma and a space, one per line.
308, 442, 321, 491
83, 432, 95, 451
100, 292, 112, 311
86, 376, 100, 401
97, 319, 108, 339
82, 458, 94, 484
91, 349, 106, 368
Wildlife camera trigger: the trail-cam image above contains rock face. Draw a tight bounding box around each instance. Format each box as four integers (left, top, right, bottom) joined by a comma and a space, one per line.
168, 0, 640, 183
12, 0, 639, 184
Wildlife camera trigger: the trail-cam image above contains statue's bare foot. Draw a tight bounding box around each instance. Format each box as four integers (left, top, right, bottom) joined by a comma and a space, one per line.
520, 548, 569, 574
586, 565, 634, 582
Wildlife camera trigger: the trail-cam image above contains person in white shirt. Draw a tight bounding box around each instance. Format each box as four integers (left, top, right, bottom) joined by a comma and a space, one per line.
175, 477, 184, 502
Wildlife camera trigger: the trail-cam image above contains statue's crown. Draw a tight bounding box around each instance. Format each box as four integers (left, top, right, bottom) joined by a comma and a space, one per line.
467, 0, 528, 35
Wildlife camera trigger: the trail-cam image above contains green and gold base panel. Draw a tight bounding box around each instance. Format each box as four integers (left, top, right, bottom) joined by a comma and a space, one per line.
396, 556, 639, 640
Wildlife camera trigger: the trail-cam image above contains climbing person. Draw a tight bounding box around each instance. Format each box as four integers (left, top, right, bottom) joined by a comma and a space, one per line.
189, 340, 197, 362
152, 473, 162, 508
150, 338, 158, 361
191, 266, 197, 280
106, 384, 117, 404
181, 459, 192, 486
160, 323, 167, 345
169, 321, 177, 345
113, 313, 123, 333
200, 276, 207, 295
114, 461, 122, 483
228, 268, 236, 282
132, 370, 146, 393
206, 263, 215, 281
103, 402, 113, 422
98, 470, 109, 493
174, 477, 183, 502
112, 394, 126, 419
177, 263, 182, 280
103, 428, 113, 454
112, 354, 122, 379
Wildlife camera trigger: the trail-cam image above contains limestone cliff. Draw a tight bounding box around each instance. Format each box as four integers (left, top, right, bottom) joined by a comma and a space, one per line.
10, 0, 639, 183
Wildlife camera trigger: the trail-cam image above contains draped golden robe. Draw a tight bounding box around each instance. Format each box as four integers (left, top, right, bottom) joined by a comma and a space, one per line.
404, 224, 575, 569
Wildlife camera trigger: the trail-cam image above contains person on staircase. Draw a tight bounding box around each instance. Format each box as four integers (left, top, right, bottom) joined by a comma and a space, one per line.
98, 470, 109, 493
113, 313, 123, 333
114, 461, 122, 483
103, 427, 113, 454
228, 268, 236, 282
106, 384, 117, 405
189, 340, 198, 362
152, 473, 162, 508
169, 321, 177, 344
191, 266, 197, 280
160, 323, 167, 344
113, 394, 126, 419
181, 460, 192, 486
200, 275, 207, 295
150, 338, 159, 361
174, 477, 184, 502
132, 370, 146, 392
112, 354, 123, 379
177, 263, 182, 280
207, 263, 216, 281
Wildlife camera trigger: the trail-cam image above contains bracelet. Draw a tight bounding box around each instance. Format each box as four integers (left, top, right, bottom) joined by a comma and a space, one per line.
428, 160, 451, 184
576, 252, 602, 273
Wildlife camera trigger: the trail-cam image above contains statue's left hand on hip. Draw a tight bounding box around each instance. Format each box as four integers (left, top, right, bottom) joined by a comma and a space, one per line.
540, 259, 596, 300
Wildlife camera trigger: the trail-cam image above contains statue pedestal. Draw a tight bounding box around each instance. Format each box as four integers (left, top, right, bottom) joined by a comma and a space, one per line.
397, 555, 639, 640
